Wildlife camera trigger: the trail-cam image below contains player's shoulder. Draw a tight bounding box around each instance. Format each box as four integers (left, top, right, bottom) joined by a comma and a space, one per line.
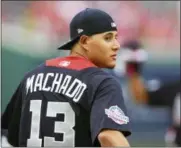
82, 67, 120, 86
23, 63, 45, 81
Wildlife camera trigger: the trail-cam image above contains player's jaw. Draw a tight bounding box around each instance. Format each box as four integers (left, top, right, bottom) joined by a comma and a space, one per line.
103, 53, 118, 68
89, 48, 118, 69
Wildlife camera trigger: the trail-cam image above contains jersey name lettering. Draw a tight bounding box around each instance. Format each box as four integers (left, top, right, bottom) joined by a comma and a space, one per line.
26, 73, 87, 102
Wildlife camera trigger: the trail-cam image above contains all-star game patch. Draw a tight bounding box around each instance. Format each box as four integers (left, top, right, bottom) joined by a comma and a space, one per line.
105, 105, 129, 125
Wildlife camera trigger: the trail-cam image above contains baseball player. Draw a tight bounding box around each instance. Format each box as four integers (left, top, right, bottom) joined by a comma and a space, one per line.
1, 8, 131, 147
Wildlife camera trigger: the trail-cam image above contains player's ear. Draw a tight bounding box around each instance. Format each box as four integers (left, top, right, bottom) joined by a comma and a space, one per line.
78, 35, 90, 51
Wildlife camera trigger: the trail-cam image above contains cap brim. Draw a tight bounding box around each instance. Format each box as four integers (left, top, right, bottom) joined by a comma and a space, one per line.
58, 36, 80, 50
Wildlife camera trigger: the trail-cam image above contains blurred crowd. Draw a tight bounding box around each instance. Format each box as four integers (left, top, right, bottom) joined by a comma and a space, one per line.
2, 1, 180, 55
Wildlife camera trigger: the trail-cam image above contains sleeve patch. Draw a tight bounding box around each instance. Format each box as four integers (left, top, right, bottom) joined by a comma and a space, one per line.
105, 105, 129, 125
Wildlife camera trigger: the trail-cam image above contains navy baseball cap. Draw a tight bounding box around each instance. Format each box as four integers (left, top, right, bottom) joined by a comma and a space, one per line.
58, 8, 117, 50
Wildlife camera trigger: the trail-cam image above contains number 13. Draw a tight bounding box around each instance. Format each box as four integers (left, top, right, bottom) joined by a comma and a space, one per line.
27, 100, 75, 147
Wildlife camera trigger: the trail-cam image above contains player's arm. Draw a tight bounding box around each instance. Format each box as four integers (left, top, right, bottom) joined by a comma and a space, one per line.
90, 77, 131, 147
128, 73, 148, 104
98, 129, 130, 147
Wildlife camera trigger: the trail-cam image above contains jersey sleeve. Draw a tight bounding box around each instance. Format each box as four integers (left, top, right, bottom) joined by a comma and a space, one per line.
1, 82, 23, 146
90, 77, 131, 144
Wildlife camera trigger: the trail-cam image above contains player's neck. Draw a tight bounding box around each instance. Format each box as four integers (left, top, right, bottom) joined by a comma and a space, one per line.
70, 47, 89, 60
70, 51, 88, 59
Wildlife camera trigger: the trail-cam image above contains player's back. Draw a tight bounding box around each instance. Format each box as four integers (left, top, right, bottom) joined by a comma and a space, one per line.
17, 56, 107, 147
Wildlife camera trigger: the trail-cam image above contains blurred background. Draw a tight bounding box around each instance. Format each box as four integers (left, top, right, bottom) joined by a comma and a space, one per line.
1, 1, 180, 147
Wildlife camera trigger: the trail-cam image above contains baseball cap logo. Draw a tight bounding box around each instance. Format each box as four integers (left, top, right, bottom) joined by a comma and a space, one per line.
77, 28, 84, 34
111, 22, 116, 27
